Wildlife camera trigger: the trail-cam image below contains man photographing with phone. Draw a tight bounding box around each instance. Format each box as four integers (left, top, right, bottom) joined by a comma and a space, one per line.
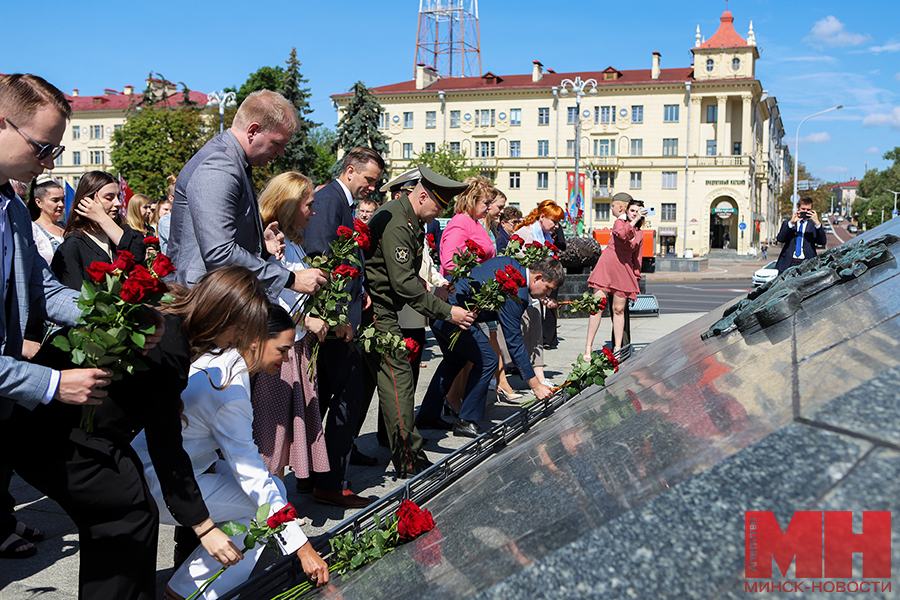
775, 197, 826, 274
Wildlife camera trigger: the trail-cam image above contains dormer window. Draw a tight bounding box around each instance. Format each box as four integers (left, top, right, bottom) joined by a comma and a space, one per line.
732, 57, 741, 71
706, 59, 714, 72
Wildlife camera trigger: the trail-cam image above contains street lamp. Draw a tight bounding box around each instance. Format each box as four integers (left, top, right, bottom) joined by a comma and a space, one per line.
792, 105, 842, 208
887, 189, 899, 218
558, 77, 597, 235
207, 90, 237, 133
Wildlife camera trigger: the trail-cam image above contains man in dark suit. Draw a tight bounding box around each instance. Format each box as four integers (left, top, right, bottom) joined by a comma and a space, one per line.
416, 256, 561, 437
0, 74, 125, 558
167, 90, 325, 298
775, 197, 827, 274
303, 147, 384, 507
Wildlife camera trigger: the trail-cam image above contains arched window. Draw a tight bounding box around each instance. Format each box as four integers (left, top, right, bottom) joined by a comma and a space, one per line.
706, 59, 714, 72
732, 58, 741, 71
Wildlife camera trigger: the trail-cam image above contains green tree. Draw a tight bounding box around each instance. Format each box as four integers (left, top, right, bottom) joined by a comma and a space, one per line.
853, 146, 900, 230
776, 162, 829, 219
110, 104, 207, 199
308, 125, 337, 185
414, 143, 481, 216
235, 65, 284, 106
333, 81, 388, 172
272, 48, 318, 178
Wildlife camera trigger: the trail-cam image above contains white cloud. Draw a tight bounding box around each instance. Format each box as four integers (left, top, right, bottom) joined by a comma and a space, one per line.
863, 146, 880, 154
775, 55, 837, 63
820, 166, 850, 174
862, 107, 900, 130
799, 132, 832, 143
869, 42, 900, 53
804, 16, 870, 47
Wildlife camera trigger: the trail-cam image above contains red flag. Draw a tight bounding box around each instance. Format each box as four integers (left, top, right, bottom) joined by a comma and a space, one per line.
118, 174, 135, 212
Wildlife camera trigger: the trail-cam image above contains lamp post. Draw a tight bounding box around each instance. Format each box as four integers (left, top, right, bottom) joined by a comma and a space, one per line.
887, 189, 899, 218
792, 105, 842, 208
207, 90, 237, 133
559, 77, 597, 235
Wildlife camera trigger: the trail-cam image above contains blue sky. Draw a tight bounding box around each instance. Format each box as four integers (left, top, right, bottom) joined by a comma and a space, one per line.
5, 0, 897, 183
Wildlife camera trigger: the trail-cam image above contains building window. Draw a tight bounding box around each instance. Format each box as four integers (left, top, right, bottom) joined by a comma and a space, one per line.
632, 105, 643, 123
425, 142, 436, 153
538, 140, 549, 157
661, 203, 677, 221
378, 112, 389, 129
662, 171, 677, 189
732, 57, 741, 71
403, 143, 413, 159
114, 124, 123, 132
706, 140, 717, 156
403, 112, 413, 129
537, 172, 549, 189
72, 126, 81, 140
630, 139, 643, 157
538, 107, 550, 126
475, 109, 495, 127
630, 171, 642, 189
707, 105, 717, 123
706, 58, 714, 72
54, 154, 63, 167
510, 108, 521, 126
425, 111, 436, 129
509, 141, 521, 157
449, 141, 460, 154
595, 202, 610, 221
90, 125, 102, 139
90, 150, 105, 164
595, 139, 615, 156
598, 106, 615, 124
663, 104, 679, 122
662, 138, 678, 156
509, 172, 520, 189
72, 151, 81, 166
567, 107, 578, 125
450, 110, 460, 128
565, 140, 575, 157
475, 141, 495, 158
733, 142, 742, 155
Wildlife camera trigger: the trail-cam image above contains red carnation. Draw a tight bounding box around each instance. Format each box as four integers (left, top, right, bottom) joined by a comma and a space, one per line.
113, 250, 136, 273
151, 253, 176, 278
120, 265, 159, 303
355, 233, 371, 251
404, 337, 420, 361
425, 233, 435, 249
143, 236, 160, 245
500, 279, 519, 295
86, 261, 115, 283
396, 500, 435, 540
495, 269, 510, 284
464, 239, 486, 260
504, 265, 526, 287
334, 264, 360, 279
266, 504, 298, 529
509, 234, 524, 244
545, 242, 559, 253
353, 219, 370, 236
528, 241, 543, 250
336, 225, 354, 239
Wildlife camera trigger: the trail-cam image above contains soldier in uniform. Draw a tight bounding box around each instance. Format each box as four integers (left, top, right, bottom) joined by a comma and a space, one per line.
363, 165, 476, 478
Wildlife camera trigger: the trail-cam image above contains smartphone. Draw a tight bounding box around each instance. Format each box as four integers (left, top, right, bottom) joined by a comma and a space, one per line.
799, 210, 811, 219
645, 207, 656, 216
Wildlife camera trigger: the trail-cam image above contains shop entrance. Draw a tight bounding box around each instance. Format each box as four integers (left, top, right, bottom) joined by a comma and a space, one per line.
709, 197, 738, 249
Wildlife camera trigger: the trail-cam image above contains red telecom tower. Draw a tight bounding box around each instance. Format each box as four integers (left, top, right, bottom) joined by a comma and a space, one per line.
414, 0, 482, 78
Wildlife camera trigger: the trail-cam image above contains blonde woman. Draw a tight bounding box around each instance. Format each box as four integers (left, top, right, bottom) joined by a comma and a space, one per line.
125, 193, 154, 236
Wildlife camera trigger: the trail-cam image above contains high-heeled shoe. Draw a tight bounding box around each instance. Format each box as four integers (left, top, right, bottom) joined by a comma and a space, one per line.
442, 399, 459, 419
497, 387, 524, 403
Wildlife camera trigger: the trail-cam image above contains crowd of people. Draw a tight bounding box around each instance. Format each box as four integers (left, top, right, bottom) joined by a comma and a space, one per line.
0, 73, 648, 600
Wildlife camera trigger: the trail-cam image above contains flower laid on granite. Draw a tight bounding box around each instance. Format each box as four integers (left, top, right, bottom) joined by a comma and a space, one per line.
186, 503, 300, 600
501, 236, 556, 266
521, 348, 618, 407
357, 324, 420, 362
559, 291, 607, 316
445, 240, 484, 284
448, 266, 522, 349
51, 250, 174, 432
272, 500, 436, 600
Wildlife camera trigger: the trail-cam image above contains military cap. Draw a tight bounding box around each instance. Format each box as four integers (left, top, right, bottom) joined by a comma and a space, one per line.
612, 192, 633, 203
379, 167, 421, 193
417, 164, 469, 208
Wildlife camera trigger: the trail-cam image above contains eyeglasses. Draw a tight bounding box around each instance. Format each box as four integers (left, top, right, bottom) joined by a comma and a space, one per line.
5, 118, 65, 161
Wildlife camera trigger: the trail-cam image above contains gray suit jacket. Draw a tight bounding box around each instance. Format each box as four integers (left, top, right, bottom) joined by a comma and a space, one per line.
0, 188, 81, 419
167, 130, 289, 298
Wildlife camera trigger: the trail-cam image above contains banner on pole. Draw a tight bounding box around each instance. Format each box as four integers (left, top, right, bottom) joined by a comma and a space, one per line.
566, 172, 585, 235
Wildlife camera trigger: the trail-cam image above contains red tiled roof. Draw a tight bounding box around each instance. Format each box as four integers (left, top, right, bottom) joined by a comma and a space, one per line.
67, 89, 209, 112
699, 11, 749, 49
334, 67, 695, 98
829, 179, 859, 189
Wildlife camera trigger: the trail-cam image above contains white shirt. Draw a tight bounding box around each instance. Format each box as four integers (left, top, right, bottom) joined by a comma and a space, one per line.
336, 178, 354, 208
272, 239, 310, 340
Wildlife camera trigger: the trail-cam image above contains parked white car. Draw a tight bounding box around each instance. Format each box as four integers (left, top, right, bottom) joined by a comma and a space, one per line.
753, 261, 780, 287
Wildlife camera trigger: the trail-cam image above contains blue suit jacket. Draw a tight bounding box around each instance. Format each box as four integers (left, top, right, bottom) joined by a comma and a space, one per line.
0, 187, 81, 419
306, 180, 364, 332
448, 257, 535, 381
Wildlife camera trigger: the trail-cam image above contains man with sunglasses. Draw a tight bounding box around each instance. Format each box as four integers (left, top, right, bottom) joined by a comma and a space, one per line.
0, 74, 118, 559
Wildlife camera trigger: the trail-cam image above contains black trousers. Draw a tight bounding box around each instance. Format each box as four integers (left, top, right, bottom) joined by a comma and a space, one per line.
3, 406, 159, 600
542, 287, 561, 346
0, 453, 16, 539
316, 338, 364, 490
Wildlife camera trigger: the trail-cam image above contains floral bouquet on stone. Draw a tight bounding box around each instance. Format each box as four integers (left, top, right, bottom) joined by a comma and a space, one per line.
559, 292, 607, 316
523, 347, 619, 407
501, 235, 557, 267
445, 240, 484, 284
187, 503, 301, 600
448, 265, 523, 349
272, 500, 436, 600
50, 250, 176, 431
357, 324, 420, 363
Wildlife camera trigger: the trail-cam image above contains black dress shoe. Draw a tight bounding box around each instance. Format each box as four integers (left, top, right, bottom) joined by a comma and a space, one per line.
376, 434, 389, 448
397, 458, 433, 479
349, 446, 378, 466
415, 415, 453, 430
453, 419, 483, 438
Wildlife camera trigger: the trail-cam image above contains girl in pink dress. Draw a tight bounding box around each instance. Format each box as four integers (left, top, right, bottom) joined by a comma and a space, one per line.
584, 199, 647, 357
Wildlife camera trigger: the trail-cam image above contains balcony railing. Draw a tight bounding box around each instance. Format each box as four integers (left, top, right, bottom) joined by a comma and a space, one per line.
692, 155, 749, 167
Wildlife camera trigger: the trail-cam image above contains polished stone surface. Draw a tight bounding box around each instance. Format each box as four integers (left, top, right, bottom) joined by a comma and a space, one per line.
306, 220, 900, 600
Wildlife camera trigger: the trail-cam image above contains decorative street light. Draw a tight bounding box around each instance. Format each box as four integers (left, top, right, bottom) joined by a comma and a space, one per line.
558, 77, 597, 235
207, 90, 237, 134
792, 105, 842, 208
887, 189, 899, 219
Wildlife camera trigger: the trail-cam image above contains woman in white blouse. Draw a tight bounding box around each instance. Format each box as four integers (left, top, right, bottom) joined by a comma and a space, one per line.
133, 304, 329, 599
27, 175, 66, 264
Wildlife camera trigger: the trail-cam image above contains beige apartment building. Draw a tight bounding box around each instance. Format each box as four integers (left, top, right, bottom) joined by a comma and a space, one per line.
334, 10, 789, 257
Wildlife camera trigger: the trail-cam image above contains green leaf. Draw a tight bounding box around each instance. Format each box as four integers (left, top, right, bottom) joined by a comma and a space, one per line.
350, 552, 365, 569
256, 503, 270, 525
84, 341, 105, 360
243, 532, 257, 548
221, 521, 248, 536
51, 336, 71, 352
80, 280, 97, 301
130, 331, 146, 347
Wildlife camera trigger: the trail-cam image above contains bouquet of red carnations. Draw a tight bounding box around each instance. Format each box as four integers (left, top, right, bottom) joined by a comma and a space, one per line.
501, 235, 557, 267
448, 265, 524, 349
50, 250, 176, 431
559, 291, 607, 316
445, 240, 484, 284
356, 324, 420, 363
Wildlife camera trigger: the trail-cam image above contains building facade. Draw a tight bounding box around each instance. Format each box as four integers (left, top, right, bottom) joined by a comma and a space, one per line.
333, 10, 787, 257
